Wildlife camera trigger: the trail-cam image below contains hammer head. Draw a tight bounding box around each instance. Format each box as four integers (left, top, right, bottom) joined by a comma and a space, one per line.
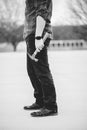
27, 52, 38, 62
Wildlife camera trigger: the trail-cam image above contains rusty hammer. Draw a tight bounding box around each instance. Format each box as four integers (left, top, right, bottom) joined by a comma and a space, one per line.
27, 32, 51, 62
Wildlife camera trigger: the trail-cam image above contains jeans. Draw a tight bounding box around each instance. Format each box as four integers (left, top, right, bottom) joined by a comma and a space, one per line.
26, 34, 57, 110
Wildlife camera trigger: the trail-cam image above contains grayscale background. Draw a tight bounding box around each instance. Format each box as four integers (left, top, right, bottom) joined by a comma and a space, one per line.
0, 0, 87, 130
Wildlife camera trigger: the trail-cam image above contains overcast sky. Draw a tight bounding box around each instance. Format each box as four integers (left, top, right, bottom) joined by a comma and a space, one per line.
52, 0, 71, 25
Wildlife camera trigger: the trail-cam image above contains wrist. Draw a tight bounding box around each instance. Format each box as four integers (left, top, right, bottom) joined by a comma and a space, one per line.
35, 36, 42, 40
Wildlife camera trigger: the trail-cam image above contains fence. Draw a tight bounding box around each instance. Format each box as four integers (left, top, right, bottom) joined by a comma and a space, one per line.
49, 40, 87, 50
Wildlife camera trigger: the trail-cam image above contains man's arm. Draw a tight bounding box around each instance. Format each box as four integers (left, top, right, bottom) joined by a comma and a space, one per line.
35, 16, 46, 51
35, 0, 52, 51
35, 16, 46, 37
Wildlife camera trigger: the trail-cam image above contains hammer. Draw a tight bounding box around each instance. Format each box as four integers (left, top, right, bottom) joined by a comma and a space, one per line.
27, 32, 51, 62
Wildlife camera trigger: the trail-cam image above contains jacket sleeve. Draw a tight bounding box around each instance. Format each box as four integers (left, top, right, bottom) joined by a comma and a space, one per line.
36, 0, 52, 23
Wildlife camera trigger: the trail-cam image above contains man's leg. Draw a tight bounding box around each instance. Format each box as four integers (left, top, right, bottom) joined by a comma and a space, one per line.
27, 54, 44, 106
24, 34, 44, 109
31, 40, 58, 116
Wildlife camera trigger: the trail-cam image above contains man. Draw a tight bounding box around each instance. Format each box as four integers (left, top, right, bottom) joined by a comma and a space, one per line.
23, 0, 58, 117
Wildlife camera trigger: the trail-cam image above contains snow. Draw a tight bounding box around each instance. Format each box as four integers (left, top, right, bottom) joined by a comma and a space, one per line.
0, 51, 87, 130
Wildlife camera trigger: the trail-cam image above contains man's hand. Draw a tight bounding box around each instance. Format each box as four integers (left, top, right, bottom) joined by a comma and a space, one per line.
35, 39, 44, 52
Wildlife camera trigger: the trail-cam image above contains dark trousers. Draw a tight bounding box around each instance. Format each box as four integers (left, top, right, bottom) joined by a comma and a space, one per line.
26, 34, 57, 110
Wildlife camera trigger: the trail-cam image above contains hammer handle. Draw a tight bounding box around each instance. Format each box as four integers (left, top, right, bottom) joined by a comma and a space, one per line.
32, 32, 50, 57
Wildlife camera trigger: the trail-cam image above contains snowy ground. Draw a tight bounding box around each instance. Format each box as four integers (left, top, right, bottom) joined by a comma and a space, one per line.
0, 50, 87, 130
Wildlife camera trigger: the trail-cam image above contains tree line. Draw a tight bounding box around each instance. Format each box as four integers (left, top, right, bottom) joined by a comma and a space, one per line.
0, 0, 87, 51
0, 0, 24, 51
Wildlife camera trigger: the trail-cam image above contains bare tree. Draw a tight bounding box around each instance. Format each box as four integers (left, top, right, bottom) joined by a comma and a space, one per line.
0, 0, 25, 51
0, 0, 24, 25
68, 0, 87, 41
68, 0, 87, 24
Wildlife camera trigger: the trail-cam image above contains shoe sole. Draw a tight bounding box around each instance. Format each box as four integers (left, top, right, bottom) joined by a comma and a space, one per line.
31, 111, 58, 117
24, 107, 42, 110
